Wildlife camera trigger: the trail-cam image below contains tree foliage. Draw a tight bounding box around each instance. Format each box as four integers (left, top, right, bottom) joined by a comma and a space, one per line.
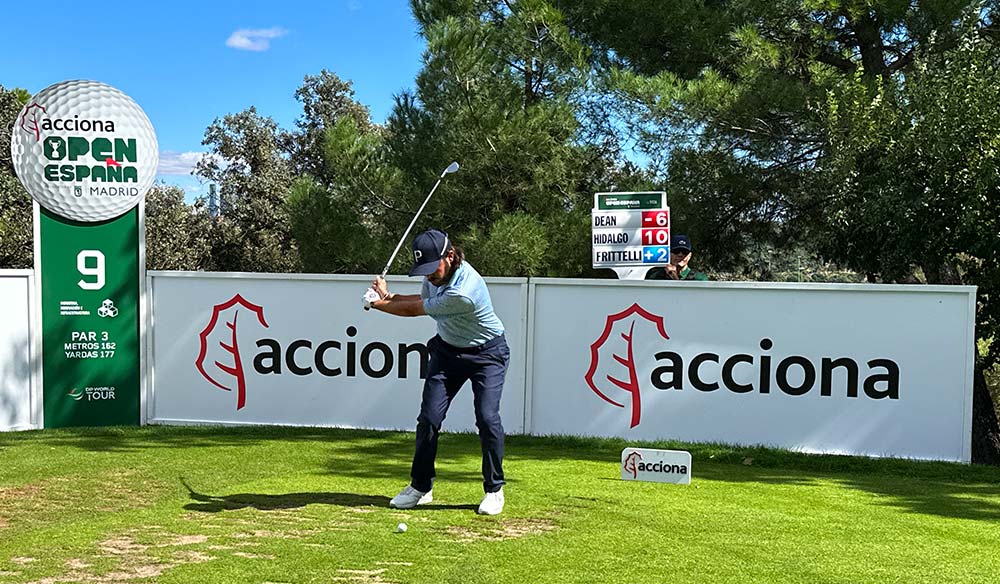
195, 107, 299, 273
144, 185, 215, 271
0, 85, 33, 269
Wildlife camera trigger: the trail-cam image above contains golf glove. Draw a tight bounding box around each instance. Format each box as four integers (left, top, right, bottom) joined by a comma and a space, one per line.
362, 288, 381, 309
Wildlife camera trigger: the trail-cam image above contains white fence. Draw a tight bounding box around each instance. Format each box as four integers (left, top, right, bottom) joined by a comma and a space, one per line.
0, 270, 37, 431
2, 270, 978, 463
527, 279, 976, 462
147, 272, 528, 434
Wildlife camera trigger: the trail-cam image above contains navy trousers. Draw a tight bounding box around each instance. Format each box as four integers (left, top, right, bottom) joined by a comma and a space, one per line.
410, 334, 509, 494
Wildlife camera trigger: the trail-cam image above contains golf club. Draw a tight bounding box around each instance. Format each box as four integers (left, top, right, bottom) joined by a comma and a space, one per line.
364, 161, 460, 309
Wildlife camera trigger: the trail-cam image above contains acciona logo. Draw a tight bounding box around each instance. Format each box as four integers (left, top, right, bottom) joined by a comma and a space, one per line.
623, 450, 642, 478
586, 303, 901, 429
621, 448, 691, 484
20, 105, 118, 142
195, 294, 430, 411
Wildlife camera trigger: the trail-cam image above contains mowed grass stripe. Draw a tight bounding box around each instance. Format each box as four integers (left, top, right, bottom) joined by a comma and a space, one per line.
0, 426, 998, 583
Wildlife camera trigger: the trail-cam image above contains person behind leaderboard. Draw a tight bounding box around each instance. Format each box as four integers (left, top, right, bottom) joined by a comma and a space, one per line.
367, 229, 510, 515
645, 234, 709, 281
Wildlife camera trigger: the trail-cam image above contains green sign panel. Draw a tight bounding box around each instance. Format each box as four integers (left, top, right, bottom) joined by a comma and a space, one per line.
39, 206, 140, 427
595, 192, 665, 211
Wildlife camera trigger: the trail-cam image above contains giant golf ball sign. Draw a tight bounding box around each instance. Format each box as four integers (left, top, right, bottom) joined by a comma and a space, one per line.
10, 80, 157, 222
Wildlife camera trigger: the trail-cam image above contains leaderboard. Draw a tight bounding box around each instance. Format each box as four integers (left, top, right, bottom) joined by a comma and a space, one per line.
592, 192, 670, 268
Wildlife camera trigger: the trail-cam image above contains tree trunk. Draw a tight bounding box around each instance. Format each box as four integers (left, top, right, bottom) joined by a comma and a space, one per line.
972, 364, 1000, 465
919, 260, 998, 464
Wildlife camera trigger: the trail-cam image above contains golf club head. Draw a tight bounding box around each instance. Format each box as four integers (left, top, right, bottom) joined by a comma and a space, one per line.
444, 161, 459, 174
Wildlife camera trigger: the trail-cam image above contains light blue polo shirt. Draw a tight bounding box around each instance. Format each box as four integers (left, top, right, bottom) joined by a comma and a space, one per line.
421, 262, 505, 348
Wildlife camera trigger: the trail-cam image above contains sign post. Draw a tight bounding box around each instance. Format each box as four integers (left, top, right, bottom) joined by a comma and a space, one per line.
591, 192, 670, 280
11, 80, 156, 428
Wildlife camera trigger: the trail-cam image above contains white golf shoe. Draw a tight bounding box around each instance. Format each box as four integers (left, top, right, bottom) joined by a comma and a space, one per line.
477, 488, 505, 515
389, 485, 432, 509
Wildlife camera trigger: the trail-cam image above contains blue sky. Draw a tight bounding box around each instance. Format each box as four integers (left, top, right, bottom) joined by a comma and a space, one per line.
1, 0, 425, 199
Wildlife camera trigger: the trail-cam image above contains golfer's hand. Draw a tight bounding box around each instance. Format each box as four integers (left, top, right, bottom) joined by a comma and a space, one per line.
372, 277, 390, 300
664, 264, 680, 280
362, 288, 381, 309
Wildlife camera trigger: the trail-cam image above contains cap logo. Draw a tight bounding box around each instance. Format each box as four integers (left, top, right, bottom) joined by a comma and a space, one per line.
414, 250, 423, 262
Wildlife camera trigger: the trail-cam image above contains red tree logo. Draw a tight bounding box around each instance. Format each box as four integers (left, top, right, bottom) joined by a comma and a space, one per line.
195, 294, 269, 410
584, 303, 669, 428
623, 451, 642, 478
19, 103, 46, 142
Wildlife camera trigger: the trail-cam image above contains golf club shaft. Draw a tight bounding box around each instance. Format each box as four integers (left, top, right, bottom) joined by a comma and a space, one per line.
379, 168, 450, 278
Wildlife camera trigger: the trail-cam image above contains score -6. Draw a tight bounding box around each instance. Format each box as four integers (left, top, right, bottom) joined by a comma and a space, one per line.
77, 250, 106, 290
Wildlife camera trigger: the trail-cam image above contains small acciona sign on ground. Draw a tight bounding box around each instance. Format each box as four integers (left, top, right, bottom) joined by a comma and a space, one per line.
621, 448, 692, 485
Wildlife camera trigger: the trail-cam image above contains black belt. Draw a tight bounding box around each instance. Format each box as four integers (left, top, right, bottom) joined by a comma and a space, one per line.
435, 333, 506, 354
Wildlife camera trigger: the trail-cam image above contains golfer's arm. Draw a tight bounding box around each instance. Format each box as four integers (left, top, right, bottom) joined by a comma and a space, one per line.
372, 294, 426, 317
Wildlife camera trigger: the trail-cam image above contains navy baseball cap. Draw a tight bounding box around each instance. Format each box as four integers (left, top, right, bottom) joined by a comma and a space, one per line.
409, 229, 452, 276
671, 234, 693, 252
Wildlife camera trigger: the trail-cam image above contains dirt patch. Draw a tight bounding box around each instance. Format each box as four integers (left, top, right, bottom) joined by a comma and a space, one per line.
160, 535, 209, 546
20, 533, 213, 584
231, 528, 320, 540
331, 568, 397, 583
0, 483, 43, 502
444, 517, 558, 543
1, 471, 163, 532
172, 550, 214, 563
11, 557, 36, 565
233, 552, 276, 559
99, 536, 150, 555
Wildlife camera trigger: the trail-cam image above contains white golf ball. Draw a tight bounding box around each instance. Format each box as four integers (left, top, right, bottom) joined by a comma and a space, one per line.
396, 522, 408, 533
10, 80, 158, 222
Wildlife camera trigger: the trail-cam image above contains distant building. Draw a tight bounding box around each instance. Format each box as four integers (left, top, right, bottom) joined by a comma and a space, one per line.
208, 184, 219, 218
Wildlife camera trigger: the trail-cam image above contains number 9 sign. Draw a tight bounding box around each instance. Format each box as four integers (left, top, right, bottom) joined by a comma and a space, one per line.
77, 250, 106, 290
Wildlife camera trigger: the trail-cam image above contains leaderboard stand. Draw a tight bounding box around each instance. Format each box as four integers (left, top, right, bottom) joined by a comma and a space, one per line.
591, 192, 670, 280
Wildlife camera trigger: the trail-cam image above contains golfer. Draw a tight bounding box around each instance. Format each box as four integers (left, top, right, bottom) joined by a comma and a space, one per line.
367, 229, 509, 515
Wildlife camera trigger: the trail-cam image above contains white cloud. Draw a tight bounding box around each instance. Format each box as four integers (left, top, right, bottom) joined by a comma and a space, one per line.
226, 27, 288, 51
157, 151, 207, 175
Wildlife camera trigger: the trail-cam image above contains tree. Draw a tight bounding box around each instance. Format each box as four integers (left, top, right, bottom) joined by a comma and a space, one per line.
287, 70, 373, 182
819, 32, 1000, 463
144, 185, 215, 271
0, 86, 32, 268
375, 0, 620, 276
195, 107, 299, 273
285, 80, 401, 274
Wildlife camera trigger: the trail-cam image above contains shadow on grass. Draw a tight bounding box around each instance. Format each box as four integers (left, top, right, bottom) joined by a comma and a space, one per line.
181, 479, 477, 513
6, 425, 1000, 522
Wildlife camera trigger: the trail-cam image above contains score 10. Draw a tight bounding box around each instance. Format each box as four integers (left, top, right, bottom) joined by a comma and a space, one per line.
641, 227, 670, 246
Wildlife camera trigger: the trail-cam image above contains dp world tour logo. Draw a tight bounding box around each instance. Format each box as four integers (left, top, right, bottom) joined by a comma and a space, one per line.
584, 303, 669, 429
623, 451, 642, 478
195, 294, 270, 410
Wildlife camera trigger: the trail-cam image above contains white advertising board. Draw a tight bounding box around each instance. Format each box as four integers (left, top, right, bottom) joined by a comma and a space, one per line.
0, 271, 36, 431
528, 279, 976, 462
148, 273, 527, 433
621, 448, 691, 484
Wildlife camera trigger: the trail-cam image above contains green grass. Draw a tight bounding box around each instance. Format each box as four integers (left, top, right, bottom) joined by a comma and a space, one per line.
1, 426, 999, 583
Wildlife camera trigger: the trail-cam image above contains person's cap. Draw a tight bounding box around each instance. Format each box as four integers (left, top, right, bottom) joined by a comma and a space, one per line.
671, 234, 693, 252
409, 229, 452, 276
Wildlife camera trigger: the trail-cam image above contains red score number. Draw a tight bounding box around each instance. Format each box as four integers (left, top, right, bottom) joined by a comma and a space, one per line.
641, 210, 669, 227
641, 228, 670, 245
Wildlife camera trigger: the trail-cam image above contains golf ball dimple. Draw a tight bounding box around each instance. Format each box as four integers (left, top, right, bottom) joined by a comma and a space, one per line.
10, 80, 158, 222
396, 522, 407, 533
